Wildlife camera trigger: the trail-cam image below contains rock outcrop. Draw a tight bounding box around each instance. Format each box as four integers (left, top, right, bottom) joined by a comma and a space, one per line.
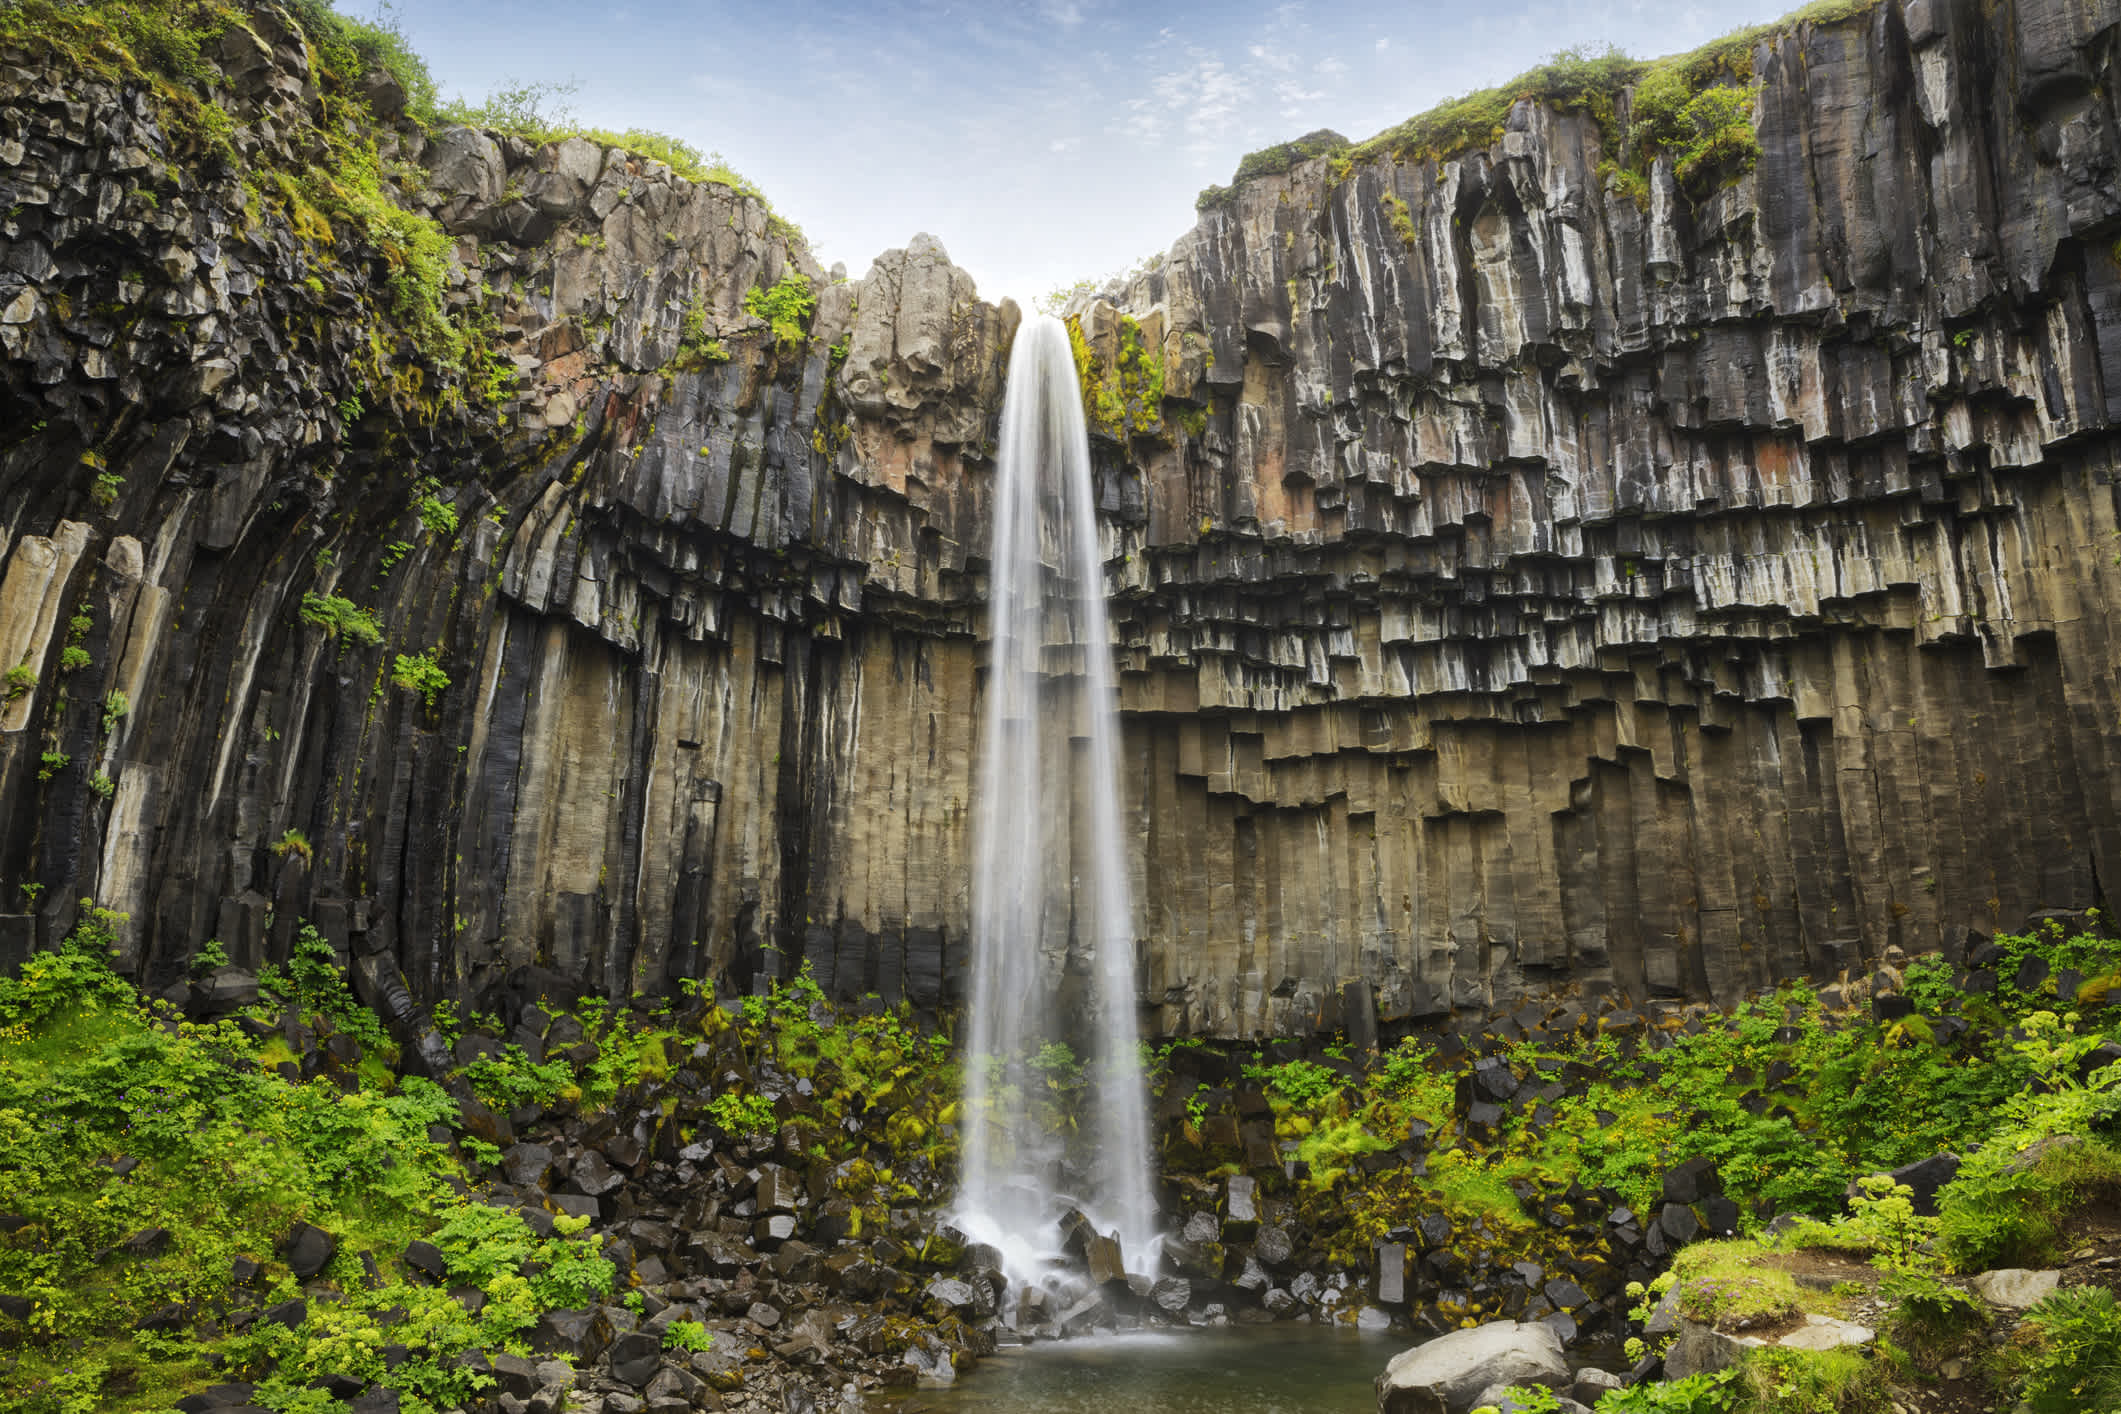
3, 0, 2121, 1037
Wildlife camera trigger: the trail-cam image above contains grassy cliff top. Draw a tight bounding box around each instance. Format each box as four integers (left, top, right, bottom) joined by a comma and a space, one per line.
1196, 0, 1886, 208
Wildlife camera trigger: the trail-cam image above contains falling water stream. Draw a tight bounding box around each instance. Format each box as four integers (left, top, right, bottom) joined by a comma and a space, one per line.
955, 313, 1159, 1303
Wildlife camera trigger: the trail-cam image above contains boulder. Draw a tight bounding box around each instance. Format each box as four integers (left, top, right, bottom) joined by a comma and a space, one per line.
1970, 1268, 2059, 1309
1778, 1314, 1875, 1352
1084, 1233, 1127, 1286
1662, 1322, 1765, 1380
1661, 1158, 1721, 1206
1375, 1320, 1568, 1414
279, 1222, 336, 1278
532, 1305, 613, 1361
1847, 1153, 1960, 1216
503, 1142, 555, 1189
608, 1330, 663, 1388
1223, 1176, 1260, 1238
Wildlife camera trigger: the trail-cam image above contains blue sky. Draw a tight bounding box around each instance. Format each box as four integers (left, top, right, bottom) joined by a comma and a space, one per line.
387, 0, 1800, 305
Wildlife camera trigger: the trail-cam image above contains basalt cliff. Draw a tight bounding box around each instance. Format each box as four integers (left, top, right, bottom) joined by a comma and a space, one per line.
3, 0, 2120, 1040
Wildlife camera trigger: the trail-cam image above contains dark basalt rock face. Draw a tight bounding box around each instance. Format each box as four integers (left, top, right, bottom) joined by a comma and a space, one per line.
2, 0, 2120, 1039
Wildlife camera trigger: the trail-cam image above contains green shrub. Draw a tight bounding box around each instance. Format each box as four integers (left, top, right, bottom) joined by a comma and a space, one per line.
1878, 1270, 1986, 1363
2016, 1285, 2121, 1414
462, 1045, 574, 1112
299, 592, 383, 645
664, 1318, 713, 1352
1591, 1370, 1739, 1411
1936, 1136, 2121, 1271
391, 647, 450, 708
706, 1090, 777, 1137
744, 271, 816, 350
1243, 1056, 1340, 1109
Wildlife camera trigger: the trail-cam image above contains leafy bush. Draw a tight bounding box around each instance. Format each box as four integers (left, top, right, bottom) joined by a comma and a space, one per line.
707, 1090, 777, 1137
1243, 1056, 1340, 1109
744, 271, 816, 350
1878, 1270, 1986, 1363
1592, 1370, 1739, 1412
391, 647, 450, 708
299, 592, 382, 645
664, 1318, 713, 1352
462, 1044, 573, 1112
2016, 1285, 2121, 1414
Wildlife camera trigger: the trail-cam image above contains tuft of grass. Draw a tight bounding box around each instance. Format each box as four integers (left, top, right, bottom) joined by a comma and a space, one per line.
1670, 1240, 1804, 1330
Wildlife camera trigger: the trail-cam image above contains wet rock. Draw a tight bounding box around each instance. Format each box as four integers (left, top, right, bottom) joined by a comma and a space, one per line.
1223, 1176, 1259, 1238
504, 1143, 555, 1188
609, 1330, 663, 1388
569, 1147, 625, 1197
279, 1223, 336, 1278
124, 1226, 173, 1257
1376, 1320, 1568, 1414
1084, 1233, 1127, 1286
1848, 1153, 1961, 1216
1151, 1276, 1192, 1315
1661, 1159, 1720, 1206
532, 1305, 614, 1361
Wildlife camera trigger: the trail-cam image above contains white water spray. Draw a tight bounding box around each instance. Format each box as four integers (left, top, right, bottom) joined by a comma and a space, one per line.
955, 314, 1158, 1305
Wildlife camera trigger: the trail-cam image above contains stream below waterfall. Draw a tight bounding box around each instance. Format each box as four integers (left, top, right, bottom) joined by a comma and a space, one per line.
884, 1325, 1398, 1413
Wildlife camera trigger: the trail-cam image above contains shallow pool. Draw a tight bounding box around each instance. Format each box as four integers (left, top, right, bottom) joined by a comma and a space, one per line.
888, 1324, 1401, 1414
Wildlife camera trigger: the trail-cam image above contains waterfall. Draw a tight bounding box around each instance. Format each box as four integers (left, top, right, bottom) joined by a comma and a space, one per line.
955, 313, 1158, 1307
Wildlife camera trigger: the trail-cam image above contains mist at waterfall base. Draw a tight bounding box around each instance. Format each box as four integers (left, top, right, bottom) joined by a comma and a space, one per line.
953, 314, 1160, 1309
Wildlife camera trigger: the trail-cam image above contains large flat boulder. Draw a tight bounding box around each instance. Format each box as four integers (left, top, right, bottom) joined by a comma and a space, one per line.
1376, 1321, 1568, 1414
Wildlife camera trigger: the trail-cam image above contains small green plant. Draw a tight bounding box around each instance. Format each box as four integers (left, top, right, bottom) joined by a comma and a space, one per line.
1243, 1056, 1340, 1109
337, 392, 364, 423
37, 750, 69, 781
100, 690, 128, 734
743, 270, 816, 350
270, 828, 314, 863
300, 592, 383, 645
4, 662, 35, 700
58, 645, 91, 673
463, 1045, 574, 1112
415, 489, 458, 538
2015, 1284, 2121, 1413
675, 299, 731, 370
1878, 1269, 1985, 1363
664, 1319, 713, 1353
707, 1090, 777, 1137
1590, 1371, 1740, 1411
1472, 1386, 1561, 1414
88, 771, 114, 799
392, 647, 450, 708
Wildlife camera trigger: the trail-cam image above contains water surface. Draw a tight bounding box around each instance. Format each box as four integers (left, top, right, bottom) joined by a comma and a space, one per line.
893, 1325, 1398, 1414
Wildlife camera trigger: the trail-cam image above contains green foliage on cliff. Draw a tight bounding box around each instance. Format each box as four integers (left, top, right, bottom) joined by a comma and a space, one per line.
1197, 128, 1349, 209
432, 76, 804, 242
299, 592, 382, 645
1351, 43, 1641, 170
744, 270, 818, 351
1066, 311, 1164, 441
390, 646, 449, 708
1203, 0, 1885, 210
